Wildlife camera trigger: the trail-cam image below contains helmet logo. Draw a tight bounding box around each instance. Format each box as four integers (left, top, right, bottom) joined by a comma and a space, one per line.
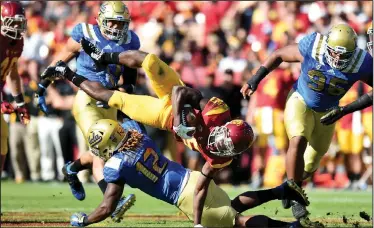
231, 119, 244, 126
89, 131, 103, 147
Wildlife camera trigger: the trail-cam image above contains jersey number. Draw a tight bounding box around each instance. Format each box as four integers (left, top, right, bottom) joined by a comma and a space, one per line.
307, 70, 348, 96
1, 57, 18, 79
135, 148, 167, 183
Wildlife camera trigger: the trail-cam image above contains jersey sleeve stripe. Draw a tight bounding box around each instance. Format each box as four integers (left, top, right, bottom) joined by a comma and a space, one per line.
311, 33, 321, 60
81, 23, 91, 40
342, 49, 360, 73
346, 49, 363, 73
88, 24, 100, 42
317, 36, 327, 64
314, 35, 324, 61
352, 51, 366, 73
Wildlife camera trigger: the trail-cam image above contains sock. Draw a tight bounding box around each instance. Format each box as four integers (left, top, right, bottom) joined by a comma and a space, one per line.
98, 179, 108, 194
245, 215, 289, 227
69, 159, 85, 173
352, 173, 361, 181
347, 172, 354, 182
232, 190, 278, 213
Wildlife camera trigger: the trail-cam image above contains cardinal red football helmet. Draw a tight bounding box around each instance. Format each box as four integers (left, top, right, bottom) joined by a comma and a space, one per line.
207, 119, 255, 157
1, 1, 27, 39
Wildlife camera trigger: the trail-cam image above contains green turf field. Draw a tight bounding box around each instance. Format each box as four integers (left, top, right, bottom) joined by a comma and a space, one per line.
1, 181, 372, 227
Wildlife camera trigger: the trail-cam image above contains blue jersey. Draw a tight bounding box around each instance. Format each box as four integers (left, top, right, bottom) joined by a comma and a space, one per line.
103, 121, 189, 205
71, 23, 140, 89
295, 32, 372, 112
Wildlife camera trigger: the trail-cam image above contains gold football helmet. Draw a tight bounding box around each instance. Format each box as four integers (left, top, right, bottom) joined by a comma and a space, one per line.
87, 119, 129, 161
367, 22, 373, 55
325, 24, 357, 70
97, 1, 131, 40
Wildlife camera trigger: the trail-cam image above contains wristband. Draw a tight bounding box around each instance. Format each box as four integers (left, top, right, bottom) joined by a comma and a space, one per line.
14, 94, 25, 106
200, 171, 213, 179
248, 66, 270, 85
66, 73, 87, 87
83, 216, 89, 226
103, 52, 120, 64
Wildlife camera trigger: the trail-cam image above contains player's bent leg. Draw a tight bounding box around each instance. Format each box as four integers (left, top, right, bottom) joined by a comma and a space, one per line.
109, 92, 173, 131
141, 53, 185, 98
231, 180, 309, 214
177, 172, 236, 227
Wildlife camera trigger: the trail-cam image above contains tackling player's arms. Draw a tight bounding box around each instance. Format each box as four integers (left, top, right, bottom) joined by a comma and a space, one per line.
193, 162, 220, 225
85, 181, 124, 225
241, 44, 303, 98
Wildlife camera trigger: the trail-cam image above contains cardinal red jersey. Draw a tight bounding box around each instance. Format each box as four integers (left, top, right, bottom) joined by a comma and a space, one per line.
338, 82, 359, 130
182, 97, 233, 168
256, 68, 295, 110
0, 34, 24, 91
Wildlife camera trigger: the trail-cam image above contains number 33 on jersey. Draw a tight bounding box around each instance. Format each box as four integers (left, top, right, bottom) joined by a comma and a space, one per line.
295, 32, 373, 112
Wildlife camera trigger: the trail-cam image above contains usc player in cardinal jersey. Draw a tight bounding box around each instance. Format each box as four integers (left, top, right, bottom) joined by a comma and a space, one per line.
0, 1, 30, 175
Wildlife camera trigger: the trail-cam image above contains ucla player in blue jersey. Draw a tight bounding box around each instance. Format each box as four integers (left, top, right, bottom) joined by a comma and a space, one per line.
321, 23, 373, 125
34, 1, 140, 222
69, 118, 309, 227
241, 23, 372, 226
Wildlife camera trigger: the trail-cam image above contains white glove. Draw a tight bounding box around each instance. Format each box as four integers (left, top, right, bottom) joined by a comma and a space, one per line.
173, 124, 196, 139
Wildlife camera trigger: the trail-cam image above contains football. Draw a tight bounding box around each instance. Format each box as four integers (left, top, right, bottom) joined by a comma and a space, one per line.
181, 104, 197, 136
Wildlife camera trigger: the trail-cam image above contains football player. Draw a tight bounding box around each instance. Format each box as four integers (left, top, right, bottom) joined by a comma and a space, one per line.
0, 1, 30, 175
241, 24, 372, 224
34, 1, 139, 221
69, 119, 309, 227
320, 22, 373, 125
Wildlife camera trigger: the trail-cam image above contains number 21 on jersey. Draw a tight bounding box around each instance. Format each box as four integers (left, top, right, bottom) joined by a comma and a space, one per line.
136, 148, 167, 182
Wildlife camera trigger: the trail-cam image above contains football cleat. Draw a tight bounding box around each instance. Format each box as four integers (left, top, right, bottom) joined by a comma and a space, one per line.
62, 162, 86, 201
276, 180, 310, 206
111, 194, 136, 223
282, 198, 291, 209
291, 200, 310, 219
299, 216, 325, 228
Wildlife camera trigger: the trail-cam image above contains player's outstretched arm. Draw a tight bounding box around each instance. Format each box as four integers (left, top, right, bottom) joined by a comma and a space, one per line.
70, 182, 124, 226
6, 64, 30, 124
240, 44, 303, 99
193, 162, 219, 226
80, 38, 148, 68
321, 91, 373, 125
171, 86, 204, 139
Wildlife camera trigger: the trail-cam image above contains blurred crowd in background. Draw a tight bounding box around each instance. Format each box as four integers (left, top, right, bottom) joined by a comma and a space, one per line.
2, 1, 373, 190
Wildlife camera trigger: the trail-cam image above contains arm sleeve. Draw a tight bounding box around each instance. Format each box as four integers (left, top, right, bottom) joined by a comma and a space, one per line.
103, 156, 123, 183
298, 32, 317, 58
70, 23, 84, 43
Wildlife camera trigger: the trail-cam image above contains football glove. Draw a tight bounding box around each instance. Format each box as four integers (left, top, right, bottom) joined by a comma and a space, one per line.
41, 61, 73, 81
173, 124, 196, 140
16, 105, 30, 125
80, 38, 105, 67
1, 101, 15, 114
320, 106, 345, 125
70, 212, 87, 227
